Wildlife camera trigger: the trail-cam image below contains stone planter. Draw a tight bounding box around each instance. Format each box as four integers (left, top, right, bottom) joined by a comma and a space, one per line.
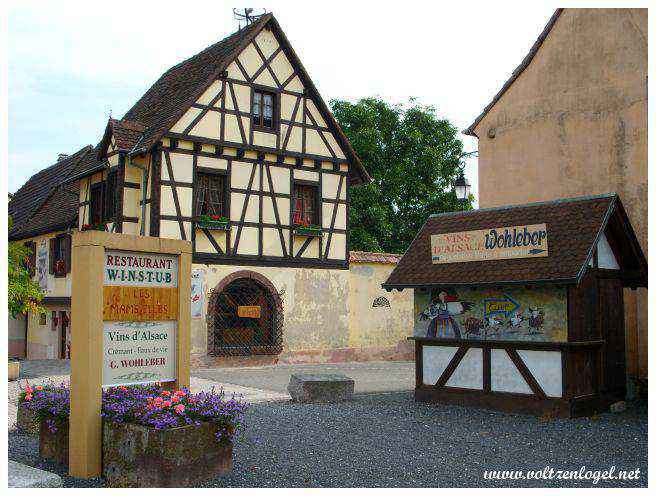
9, 360, 20, 381
103, 421, 233, 487
39, 417, 69, 467
16, 402, 40, 435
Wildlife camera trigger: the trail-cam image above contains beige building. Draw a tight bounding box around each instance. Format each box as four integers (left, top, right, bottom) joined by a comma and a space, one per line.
464, 8, 647, 380
9, 14, 414, 364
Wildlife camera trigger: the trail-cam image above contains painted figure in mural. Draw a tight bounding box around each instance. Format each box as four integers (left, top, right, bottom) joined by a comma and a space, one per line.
506, 310, 525, 334
483, 315, 504, 338
463, 316, 484, 337
419, 289, 473, 338
527, 308, 545, 334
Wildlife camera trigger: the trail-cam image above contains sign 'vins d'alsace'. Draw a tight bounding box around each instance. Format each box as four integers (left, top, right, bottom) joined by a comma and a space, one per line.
102, 250, 179, 386
431, 224, 549, 264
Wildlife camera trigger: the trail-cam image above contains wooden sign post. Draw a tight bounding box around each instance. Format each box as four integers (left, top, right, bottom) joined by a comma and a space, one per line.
69, 232, 191, 478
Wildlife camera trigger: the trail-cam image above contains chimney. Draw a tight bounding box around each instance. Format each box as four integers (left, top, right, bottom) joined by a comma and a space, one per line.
57, 153, 69, 162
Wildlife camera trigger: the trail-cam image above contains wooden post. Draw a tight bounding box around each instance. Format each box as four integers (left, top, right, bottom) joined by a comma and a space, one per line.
175, 251, 192, 390
69, 242, 104, 478
68, 231, 191, 478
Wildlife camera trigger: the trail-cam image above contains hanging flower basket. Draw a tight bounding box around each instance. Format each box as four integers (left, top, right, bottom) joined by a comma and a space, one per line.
81, 222, 107, 232
293, 222, 323, 237
196, 215, 230, 231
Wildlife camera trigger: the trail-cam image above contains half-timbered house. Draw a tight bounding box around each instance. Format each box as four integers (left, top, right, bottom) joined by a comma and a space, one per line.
9, 13, 414, 364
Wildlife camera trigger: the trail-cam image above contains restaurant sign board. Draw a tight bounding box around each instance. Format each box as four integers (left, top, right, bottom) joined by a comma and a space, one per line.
431, 223, 548, 264
102, 250, 179, 386
103, 321, 176, 386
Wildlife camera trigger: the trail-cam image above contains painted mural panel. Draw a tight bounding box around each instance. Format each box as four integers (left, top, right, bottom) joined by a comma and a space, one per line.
413, 286, 567, 342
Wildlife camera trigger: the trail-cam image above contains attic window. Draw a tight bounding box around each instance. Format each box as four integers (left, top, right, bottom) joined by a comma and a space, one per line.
253, 90, 275, 130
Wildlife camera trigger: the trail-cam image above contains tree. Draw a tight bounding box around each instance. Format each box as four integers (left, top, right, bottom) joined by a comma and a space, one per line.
331, 97, 473, 254
8, 216, 45, 318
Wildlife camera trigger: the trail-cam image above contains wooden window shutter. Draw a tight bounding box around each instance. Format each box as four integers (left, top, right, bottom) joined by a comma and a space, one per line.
49, 238, 56, 274
64, 235, 72, 273
25, 241, 36, 277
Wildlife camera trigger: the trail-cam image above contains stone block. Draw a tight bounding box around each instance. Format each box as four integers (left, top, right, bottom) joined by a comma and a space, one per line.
103, 420, 232, 487
288, 373, 354, 403
16, 402, 40, 435
8, 460, 63, 488
39, 417, 69, 467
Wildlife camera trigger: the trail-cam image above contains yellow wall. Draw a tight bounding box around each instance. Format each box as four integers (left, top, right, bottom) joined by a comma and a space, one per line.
190, 260, 414, 361
26, 306, 70, 359
348, 262, 414, 349
471, 8, 647, 378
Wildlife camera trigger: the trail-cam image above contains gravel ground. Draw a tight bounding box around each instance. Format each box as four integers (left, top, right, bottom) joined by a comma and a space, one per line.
8, 392, 647, 488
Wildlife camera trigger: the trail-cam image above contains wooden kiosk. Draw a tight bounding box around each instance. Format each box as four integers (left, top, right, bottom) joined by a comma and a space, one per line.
383, 194, 646, 417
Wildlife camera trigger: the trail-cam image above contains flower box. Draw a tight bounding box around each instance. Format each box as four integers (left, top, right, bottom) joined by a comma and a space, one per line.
103, 420, 233, 487
195, 215, 230, 231
54, 260, 66, 277
293, 225, 323, 237
81, 222, 107, 232
196, 220, 230, 230
39, 416, 69, 467
16, 401, 40, 435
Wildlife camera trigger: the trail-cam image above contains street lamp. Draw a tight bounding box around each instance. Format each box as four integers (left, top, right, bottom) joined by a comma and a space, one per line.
454, 173, 471, 202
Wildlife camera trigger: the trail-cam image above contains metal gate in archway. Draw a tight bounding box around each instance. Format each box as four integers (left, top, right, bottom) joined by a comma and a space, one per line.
208, 278, 283, 356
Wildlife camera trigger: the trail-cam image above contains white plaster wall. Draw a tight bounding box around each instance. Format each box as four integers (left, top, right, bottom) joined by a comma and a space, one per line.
597, 233, 620, 270
446, 348, 483, 390
422, 346, 458, 385
517, 350, 563, 397
491, 349, 532, 394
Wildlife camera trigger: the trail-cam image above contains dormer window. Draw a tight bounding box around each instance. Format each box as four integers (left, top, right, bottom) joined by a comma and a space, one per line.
253, 90, 275, 130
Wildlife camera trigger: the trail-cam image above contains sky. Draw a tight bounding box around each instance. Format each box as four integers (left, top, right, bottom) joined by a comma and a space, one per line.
7, 0, 559, 200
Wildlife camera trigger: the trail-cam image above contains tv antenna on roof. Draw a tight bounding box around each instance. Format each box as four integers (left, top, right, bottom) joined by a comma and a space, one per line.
233, 8, 267, 30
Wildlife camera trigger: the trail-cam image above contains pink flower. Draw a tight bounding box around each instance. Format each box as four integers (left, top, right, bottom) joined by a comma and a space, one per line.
24, 393, 32, 401
162, 400, 172, 408
153, 397, 163, 404
174, 404, 185, 414
161, 390, 171, 396
35, 385, 43, 391
175, 390, 186, 397
25, 385, 33, 394
171, 395, 180, 403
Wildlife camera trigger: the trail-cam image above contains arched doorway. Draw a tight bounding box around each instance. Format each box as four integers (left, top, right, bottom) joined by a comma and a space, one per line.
207, 271, 283, 356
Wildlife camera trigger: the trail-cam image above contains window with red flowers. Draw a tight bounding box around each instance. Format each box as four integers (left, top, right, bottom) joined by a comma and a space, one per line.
49, 234, 71, 277
195, 172, 226, 217
292, 184, 319, 226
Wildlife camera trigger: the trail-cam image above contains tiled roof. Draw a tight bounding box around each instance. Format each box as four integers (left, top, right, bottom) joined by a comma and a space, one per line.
108, 119, 147, 151
349, 251, 402, 264
11, 184, 80, 239
383, 194, 647, 288
9, 146, 94, 240
119, 14, 369, 184
123, 17, 266, 153
464, 9, 563, 137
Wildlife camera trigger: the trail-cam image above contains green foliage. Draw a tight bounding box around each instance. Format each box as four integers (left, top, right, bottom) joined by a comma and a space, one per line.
8, 216, 45, 318
331, 97, 473, 254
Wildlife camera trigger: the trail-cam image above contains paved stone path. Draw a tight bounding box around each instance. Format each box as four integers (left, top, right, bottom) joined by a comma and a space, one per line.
194, 360, 415, 394
8, 360, 289, 430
